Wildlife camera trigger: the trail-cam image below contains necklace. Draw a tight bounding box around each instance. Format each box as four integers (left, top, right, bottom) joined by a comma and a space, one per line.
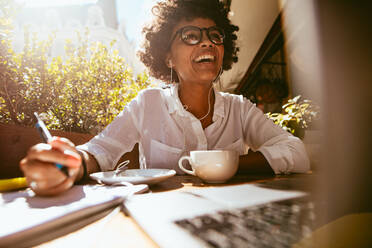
182, 86, 212, 121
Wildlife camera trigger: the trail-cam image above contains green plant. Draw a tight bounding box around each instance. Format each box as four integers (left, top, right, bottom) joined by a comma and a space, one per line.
0, 0, 152, 134
266, 95, 320, 139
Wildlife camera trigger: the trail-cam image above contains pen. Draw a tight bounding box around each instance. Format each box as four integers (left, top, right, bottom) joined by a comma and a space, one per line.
34, 112, 69, 177
0, 177, 28, 192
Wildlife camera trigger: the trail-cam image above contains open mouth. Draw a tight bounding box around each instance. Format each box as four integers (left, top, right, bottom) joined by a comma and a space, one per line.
194, 54, 216, 63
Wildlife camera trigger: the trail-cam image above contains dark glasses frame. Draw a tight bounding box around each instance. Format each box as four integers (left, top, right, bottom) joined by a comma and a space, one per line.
168, 25, 225, 48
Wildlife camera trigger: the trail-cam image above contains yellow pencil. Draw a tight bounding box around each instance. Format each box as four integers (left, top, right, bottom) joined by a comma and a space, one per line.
0, 177, 28, 192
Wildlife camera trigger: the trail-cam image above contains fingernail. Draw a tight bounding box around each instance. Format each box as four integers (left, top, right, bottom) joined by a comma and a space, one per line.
64, 149, 80, 160
51, 136, 60, 142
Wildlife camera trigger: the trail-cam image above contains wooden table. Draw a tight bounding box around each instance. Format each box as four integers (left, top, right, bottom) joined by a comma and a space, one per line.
36, 173, 314, 248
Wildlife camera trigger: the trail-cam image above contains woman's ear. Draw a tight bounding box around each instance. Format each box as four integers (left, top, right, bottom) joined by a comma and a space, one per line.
165, 54, 172, 68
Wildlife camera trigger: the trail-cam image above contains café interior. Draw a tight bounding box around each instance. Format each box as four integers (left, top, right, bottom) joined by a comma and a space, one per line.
0, 0, 371, 247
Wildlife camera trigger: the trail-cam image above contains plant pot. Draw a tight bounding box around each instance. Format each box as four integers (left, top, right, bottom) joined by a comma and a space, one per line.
0, 124, 139, 179
0, 124, 92, 179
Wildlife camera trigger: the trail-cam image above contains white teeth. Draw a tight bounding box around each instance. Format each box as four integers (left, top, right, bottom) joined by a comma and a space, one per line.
195, 54, 215, 63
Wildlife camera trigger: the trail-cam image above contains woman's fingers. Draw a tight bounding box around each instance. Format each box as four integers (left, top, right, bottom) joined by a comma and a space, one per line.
50, 137, 82, 168
29, 175, 75, 196
20, 158, 66, 188
20, 157, 80, 196
50, 137, 76, 152
27, 142, 81, 169
19, 136, 83, 196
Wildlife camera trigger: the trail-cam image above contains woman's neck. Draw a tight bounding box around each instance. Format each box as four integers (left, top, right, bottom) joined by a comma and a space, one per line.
178, 82, 214, 122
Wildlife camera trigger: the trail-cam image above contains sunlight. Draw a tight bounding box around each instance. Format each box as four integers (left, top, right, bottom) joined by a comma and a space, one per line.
10, 0, 149, 74
18, 0, 98, 8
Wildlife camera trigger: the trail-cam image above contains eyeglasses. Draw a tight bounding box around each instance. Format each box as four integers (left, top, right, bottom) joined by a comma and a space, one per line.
169, 26, 225, 47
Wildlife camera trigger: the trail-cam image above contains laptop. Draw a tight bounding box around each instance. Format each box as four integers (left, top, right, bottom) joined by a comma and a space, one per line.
123, 184, 314, 248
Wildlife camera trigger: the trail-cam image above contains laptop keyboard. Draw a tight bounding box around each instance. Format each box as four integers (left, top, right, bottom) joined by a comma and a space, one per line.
174, 197, 315, 248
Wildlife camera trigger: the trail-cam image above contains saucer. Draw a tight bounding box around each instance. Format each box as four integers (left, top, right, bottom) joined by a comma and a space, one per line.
90, 169, 176, 185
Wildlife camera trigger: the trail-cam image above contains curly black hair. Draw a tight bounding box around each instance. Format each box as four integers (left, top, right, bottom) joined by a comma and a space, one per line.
137, 0, 239, 83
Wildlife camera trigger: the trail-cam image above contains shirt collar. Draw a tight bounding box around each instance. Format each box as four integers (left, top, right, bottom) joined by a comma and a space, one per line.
165, 83, 225, 119
165, 84, 186, 116
213, 88, 225, 118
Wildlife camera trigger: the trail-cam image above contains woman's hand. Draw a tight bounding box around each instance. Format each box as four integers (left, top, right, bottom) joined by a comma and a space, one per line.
20, 137, 82, 196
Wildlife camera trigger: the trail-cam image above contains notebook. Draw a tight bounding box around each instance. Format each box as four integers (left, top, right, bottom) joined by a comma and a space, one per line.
0, 184, 148, 247
124, 184, 311, 248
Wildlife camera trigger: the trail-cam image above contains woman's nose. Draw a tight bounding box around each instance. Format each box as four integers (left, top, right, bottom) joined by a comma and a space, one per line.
199, 32, 214, 47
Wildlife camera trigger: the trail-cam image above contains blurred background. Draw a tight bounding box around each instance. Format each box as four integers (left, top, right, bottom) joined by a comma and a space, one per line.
11, 0, 155, 75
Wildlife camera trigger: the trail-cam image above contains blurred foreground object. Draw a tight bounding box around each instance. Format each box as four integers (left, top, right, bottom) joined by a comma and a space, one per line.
282, 0, 372, 246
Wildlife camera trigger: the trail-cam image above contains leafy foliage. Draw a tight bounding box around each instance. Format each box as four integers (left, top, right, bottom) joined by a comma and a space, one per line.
0, 0, 152, 134
266, 95, 320, 138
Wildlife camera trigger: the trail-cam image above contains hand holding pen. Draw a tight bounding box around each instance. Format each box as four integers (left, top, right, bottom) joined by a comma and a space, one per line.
34, 112, 70, 177
19, 113, 82, 196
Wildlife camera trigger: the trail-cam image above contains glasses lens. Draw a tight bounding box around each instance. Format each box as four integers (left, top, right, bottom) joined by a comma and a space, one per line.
208, 27, 224, 44
181, 27, 201, 45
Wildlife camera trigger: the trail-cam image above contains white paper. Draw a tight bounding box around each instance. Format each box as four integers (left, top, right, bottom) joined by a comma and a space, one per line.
125, 184, 306, 248
0, 184, 147, 246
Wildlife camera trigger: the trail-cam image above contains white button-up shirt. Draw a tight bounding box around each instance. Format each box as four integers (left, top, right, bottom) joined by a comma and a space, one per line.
78, 85, 310, 174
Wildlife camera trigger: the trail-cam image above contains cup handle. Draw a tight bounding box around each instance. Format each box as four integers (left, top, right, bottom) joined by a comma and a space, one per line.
178, 156, 195, 176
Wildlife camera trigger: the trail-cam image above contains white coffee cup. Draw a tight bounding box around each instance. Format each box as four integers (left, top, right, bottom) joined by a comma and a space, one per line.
178, 150, 239, 183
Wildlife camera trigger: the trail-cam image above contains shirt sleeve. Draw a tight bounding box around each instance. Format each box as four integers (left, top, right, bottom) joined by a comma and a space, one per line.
76, 92, 144, 171
240, 98, 310, 174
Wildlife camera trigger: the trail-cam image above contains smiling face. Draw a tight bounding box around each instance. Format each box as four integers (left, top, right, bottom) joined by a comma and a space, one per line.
166, 18, 224, 86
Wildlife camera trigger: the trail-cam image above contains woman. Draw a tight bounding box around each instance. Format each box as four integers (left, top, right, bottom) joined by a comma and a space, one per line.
20, 0, 309, 196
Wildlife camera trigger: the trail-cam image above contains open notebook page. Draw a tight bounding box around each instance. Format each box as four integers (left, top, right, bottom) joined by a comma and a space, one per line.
0, 184, 148, 247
